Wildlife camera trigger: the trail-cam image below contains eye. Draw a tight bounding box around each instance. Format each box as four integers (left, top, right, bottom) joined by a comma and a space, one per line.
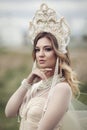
35, 48, 40, 52
44, 47, 53, 51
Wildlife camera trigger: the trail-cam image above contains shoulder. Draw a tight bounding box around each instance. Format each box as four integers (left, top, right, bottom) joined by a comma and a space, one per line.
53, 82, 72, 96
48, 82, 72, 109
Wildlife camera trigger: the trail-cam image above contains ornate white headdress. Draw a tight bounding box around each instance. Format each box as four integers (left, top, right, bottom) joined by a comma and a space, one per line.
29, 3, 71, 53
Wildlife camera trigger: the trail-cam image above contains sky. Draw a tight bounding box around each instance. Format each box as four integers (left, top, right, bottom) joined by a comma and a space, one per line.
0, 0, 87, 46
0, 0, 87, 19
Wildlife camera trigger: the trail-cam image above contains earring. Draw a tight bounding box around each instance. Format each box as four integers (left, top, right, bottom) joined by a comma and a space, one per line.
43, 58, 59, 111
59, 59, 62, 77
54, 58, 59, 76
50, 58, 59, 89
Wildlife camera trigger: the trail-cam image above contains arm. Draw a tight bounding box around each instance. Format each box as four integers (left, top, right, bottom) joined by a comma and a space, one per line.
5, 80, 31, 118
38, 82, 72, 130
5, 68, 50, 118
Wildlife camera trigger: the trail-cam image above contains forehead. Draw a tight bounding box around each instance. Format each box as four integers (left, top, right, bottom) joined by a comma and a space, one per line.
36, 37, 52, 47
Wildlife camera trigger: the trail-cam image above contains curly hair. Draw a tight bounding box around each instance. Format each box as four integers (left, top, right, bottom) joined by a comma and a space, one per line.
32, 32, 80, 97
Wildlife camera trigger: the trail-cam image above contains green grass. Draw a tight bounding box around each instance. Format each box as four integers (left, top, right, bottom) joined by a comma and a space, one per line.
0, 47, 33, 130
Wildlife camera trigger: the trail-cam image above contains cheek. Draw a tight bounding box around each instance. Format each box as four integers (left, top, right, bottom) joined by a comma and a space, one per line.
47, 52, 56, 59
47, 53, 56, 64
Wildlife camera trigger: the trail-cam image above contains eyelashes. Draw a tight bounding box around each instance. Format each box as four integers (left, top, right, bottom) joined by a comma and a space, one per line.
35, 47, 53, 52
45, 48, 53, 51
34, 48, 40, 52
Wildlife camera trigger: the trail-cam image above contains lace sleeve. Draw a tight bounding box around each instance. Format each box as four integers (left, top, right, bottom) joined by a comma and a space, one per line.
38, 82, 72, 130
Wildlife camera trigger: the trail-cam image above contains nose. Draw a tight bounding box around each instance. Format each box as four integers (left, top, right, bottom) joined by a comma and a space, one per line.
39, 49, 45, 57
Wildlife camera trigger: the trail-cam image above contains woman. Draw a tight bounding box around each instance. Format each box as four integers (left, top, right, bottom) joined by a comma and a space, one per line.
5, 3, 87, 130
5, 31, 81, 130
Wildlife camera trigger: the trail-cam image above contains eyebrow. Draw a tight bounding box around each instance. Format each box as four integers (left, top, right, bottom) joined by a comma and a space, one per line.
35, 45, 52, 48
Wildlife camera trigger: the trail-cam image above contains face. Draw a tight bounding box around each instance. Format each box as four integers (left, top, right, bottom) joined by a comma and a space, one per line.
35, 37, 57, 69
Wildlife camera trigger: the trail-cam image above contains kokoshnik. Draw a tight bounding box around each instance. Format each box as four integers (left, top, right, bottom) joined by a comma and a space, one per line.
29, 3, 71, 54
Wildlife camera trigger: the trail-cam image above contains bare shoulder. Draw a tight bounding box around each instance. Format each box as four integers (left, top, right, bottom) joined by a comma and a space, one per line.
53, 82, 72, 95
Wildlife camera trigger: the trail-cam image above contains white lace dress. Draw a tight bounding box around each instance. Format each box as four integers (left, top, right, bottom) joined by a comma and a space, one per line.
19, 81, 87, 130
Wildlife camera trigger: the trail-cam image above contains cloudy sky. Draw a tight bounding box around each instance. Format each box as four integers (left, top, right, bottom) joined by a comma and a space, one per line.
0, 0, 87, 46
0, 0, 87, 19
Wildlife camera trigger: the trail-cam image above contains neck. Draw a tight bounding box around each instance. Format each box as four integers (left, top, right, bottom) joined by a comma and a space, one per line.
45, 67, 55, 79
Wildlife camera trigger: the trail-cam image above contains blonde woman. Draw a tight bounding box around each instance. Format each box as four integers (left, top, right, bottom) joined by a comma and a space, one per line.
5, 3, 87, 130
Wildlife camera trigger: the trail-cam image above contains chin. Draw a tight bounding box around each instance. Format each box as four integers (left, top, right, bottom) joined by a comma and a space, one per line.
39, 66, 46, 69
39, 64, 47, 68
39, 65, 52, 69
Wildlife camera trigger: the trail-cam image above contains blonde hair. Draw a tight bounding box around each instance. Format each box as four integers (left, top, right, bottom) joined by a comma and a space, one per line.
32, 32, 80, 97
55, 48, 80, 97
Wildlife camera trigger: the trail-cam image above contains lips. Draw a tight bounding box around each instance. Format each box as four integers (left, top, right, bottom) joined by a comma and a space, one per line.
39, 60, 45, 64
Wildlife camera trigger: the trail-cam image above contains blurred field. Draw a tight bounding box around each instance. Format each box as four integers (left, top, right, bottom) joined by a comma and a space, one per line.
0, 46, 87, 130
0, 47, 33, 130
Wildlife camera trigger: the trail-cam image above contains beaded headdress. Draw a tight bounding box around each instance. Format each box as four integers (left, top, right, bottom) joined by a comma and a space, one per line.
29, 3, 71, 53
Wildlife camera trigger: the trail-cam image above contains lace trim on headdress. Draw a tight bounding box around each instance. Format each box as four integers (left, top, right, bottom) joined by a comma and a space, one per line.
29, 3, 71, 54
